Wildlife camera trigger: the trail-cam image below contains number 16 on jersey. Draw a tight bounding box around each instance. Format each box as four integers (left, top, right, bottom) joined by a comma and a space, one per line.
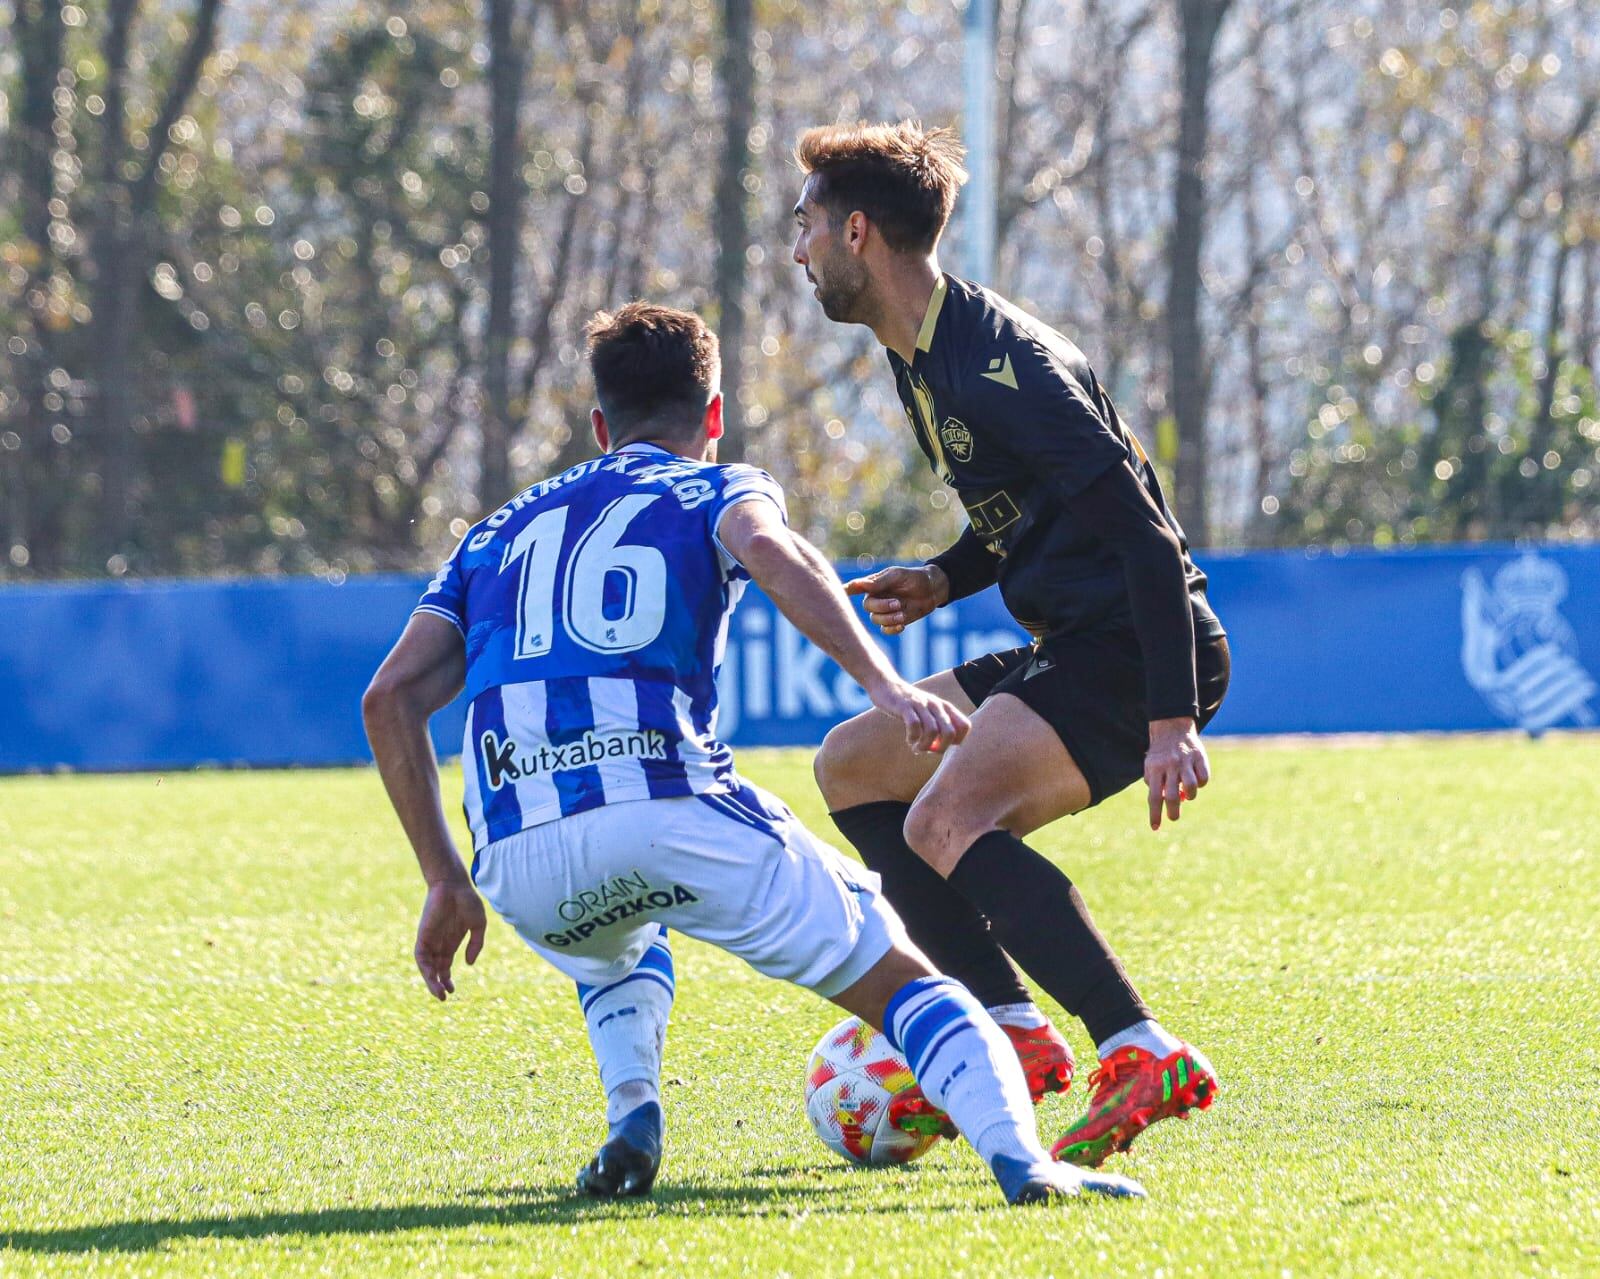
500, 494, 669, 658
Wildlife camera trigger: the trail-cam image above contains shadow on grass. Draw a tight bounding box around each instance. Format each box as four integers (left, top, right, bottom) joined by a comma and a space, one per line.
1, 1172, 962, 1255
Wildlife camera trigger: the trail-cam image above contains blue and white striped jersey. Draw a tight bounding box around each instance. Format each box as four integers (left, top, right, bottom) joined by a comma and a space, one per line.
415, 443, 787, 850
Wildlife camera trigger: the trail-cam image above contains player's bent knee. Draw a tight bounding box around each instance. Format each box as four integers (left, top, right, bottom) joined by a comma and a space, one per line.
811, 730, 841, 802
902, 791, 983, 878
815, 716, 876, 809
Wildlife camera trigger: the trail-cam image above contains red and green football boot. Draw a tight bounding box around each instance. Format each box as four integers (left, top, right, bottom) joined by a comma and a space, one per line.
1050, 1043, 1218, 1168
887, 1089, 958, 1141
890, 1020, 1077, 1141
1001, 1021, 1076, 1102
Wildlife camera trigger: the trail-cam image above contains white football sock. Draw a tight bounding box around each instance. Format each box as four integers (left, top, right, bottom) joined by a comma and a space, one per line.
606, 1079, 658, 1123
1097, 1017, 1182, 1061
985, 1001, 1049, 1030
886, 976, 1048, 1169
577, 931, 674, 1126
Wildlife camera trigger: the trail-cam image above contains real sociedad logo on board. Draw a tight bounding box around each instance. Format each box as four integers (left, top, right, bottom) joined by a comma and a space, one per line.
939, 417, 974, 463
1460, 552, 1596, 733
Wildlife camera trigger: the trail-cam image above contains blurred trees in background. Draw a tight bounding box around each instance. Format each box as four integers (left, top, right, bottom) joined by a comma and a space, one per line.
0, 0, 1596, 580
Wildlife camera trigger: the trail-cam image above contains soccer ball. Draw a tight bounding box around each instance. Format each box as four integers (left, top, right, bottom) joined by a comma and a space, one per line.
803, 1016, 941, 1167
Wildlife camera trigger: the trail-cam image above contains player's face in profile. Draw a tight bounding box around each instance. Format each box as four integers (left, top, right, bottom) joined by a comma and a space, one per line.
793, 182, 869, 324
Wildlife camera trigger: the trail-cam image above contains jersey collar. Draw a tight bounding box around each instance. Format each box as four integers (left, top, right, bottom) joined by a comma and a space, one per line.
914, 274, 950, 356
616, 441, 674, 456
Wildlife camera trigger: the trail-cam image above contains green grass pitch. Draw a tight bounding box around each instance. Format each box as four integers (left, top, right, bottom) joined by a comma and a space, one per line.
2, 737, 1597, 1277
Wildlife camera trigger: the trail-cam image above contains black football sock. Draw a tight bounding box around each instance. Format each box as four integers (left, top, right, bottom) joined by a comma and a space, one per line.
946, 830, 1151, 1047
830, 801, 1031, 1009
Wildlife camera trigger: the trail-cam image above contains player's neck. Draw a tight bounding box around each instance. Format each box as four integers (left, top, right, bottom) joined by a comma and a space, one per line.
620, 437, 711, 463
872, 257, 943, 363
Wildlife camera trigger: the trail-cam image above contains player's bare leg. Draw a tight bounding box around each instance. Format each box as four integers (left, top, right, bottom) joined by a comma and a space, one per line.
899, 691, 1218, 1166
901, 691, 1088, 871
818, 675, 1076, 1104
828, 943, 1143, 1204
815, 671, 969, 808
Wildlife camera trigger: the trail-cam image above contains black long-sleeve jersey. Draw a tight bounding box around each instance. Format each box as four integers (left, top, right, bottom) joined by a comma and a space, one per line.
889, 274, 1225, 720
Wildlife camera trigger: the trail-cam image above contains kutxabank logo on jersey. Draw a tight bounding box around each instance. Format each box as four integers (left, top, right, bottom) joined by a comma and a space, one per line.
479, 726, 669, 790
1460, 552, 1596, 732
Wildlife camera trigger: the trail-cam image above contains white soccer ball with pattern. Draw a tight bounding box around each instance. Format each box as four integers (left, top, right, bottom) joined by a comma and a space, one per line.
803, 1016, 940, 1167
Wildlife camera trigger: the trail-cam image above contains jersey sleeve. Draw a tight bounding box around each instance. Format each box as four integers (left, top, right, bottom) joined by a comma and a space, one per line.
927, 523, 1001, 602
710, 464, 790, 579
413, 537, 469, 636
1070, 462, 1199, 719
962, 338, 1128, 500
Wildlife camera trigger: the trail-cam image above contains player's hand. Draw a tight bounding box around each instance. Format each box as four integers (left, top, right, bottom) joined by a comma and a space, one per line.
868, 677, 971, 754
1143, 717, 1210, 831
844, 565, 949, 636
415, 879, 487, 1001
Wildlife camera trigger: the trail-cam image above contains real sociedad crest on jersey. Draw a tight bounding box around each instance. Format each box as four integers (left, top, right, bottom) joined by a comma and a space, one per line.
940, 417, 974, 462
1460, 552, 1597, 733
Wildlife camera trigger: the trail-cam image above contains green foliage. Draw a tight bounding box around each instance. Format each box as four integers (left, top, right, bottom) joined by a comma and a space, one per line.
246, 9, 488, 571
0, 3, 490, 578
1270, 326, 1599, 548
2, 0, 1597, 576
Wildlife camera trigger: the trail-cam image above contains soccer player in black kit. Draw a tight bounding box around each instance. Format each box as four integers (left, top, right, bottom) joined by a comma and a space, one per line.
792, 121, 1230, 1167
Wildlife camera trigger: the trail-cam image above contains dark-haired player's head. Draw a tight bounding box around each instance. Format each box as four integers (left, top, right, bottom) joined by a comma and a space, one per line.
792, 121, 968, 325
585, 302, 724, 459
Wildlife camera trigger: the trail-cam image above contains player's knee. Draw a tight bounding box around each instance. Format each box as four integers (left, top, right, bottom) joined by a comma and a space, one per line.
814, 718, 872, 809
902, 790, 974, 877
811, 734, 837, 800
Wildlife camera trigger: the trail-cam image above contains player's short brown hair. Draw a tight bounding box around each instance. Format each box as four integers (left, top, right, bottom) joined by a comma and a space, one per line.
584, 302, 721, 443
795, 121, 968, 254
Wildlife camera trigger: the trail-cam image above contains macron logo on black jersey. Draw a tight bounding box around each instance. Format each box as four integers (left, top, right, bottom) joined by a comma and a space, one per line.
981, 353, 1018, 390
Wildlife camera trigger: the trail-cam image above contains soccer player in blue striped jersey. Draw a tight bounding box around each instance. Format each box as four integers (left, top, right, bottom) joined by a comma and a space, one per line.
363, 303, 1144, 1205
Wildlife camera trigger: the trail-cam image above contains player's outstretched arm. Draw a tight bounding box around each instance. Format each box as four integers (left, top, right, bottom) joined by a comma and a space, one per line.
845, 525, 999, 635
719, 499, 969, 754
362, 614, 486, 1000
843, 563, 947, 636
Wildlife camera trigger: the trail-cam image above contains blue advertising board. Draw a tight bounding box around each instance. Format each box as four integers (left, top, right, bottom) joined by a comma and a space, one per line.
0, 543, 1595, 773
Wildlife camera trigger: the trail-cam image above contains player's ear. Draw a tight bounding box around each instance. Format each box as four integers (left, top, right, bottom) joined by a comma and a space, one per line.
704, 393, 724, 441
591, 407, 611, 453
845, 210, 869, 254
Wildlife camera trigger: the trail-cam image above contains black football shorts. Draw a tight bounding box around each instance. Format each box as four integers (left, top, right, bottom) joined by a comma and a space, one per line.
951, 630, 1231, 809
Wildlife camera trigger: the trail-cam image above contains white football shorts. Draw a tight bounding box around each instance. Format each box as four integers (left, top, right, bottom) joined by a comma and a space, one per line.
471, 778, 905, 997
